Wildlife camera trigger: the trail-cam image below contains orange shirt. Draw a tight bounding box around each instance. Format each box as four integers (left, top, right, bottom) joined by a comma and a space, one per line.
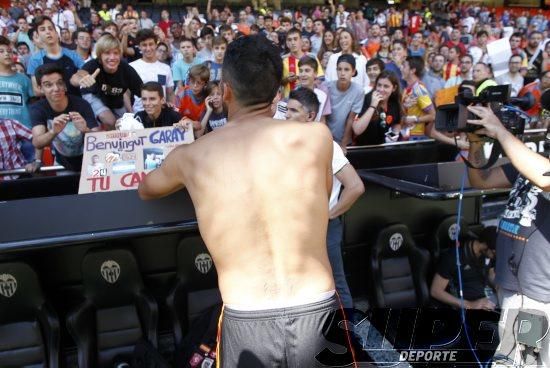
178, 86, 205, 122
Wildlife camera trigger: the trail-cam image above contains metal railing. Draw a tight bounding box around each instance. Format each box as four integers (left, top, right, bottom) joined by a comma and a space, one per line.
0, 165, 68, 177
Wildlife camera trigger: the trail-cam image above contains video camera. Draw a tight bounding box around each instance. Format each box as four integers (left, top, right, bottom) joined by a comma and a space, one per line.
435, 84, 534, 136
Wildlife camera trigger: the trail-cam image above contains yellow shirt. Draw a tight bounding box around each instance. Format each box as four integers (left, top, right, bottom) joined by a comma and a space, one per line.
403, 81, 433, 136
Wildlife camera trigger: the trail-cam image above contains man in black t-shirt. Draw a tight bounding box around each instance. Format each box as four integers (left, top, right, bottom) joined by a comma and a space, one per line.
466, 106, 550, 366
133, 82, 182, 128
430, 226, 497, 310
72, 34, 143, 129
30, 64, 99, 171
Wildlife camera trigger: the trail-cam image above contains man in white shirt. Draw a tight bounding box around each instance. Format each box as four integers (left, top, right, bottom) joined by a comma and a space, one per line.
496, 55, 524, 97
286, 87, 365, 309
130, 28, 175, 112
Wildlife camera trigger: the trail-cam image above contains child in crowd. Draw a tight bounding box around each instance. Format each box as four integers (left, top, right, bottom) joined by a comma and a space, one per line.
365, 58, 385, 94
177, 64, 210, 132
172, 38, 203, 90
196, 81, 227, 137
324, 54, 364, 152
204, 36, 227, 82
297, 56, 331, 123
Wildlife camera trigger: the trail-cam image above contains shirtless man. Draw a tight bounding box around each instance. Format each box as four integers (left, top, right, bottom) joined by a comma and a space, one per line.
138, 35, 350, 367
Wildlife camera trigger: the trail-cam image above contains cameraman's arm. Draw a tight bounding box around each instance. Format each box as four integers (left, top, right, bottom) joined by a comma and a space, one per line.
467, 133, 511, 189
468, 105, 550, 191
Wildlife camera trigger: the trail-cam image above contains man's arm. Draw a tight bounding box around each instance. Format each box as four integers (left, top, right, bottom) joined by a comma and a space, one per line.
466, 134, 511, 189
206, 0, 212, 20
165, 86, 176, 105
342, 111, 357, 151
430, 273, 495, 310
138, 145, 187, 200
329, 163, 365, 219
467, 105, 549, 191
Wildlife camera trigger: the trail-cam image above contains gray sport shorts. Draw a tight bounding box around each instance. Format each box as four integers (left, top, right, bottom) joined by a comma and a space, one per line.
217, 294, 356, 367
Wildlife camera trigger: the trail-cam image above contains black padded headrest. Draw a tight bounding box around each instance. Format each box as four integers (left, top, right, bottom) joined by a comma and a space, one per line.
0, 262, 45, 324
82, 249, 144, 308
435, 216, 469, 247
177, 235, 218, 289
373, 224, 416, 259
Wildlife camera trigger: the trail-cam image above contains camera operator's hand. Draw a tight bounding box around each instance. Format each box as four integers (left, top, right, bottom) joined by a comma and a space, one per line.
465, 106, 550, 192
466, 105, 505, 140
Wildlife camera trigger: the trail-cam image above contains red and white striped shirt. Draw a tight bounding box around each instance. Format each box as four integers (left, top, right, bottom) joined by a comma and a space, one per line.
0, 119, 33, 181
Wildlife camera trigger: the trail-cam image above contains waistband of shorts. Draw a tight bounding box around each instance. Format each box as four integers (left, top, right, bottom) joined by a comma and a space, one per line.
223, 291, 338, 320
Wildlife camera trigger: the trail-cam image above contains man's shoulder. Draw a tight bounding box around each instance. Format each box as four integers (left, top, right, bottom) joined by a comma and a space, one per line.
62, 47, 82, 59
286, 121, 332, 145
30, 98, 49, 111
161, 106, 182, 120
350, 81, 365, 94
28, 50, 46, 62
129, 58, 144, 68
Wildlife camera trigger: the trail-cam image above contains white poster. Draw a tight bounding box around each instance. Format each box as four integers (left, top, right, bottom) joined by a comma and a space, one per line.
487, 38, 512, 78
78, 125, 194, 194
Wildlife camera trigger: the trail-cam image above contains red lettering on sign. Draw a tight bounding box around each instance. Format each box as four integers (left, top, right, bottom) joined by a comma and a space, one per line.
87, 176, 110, 191
120, 172, 146, 188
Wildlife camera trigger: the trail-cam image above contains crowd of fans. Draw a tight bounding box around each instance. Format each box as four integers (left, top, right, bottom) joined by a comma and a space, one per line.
1, 0, 550, 180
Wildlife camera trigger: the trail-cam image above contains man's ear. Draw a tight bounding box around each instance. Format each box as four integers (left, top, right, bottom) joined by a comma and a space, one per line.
307, 111, 317, 122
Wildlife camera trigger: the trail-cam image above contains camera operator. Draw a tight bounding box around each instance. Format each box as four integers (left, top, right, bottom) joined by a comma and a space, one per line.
466, 105, 550, 367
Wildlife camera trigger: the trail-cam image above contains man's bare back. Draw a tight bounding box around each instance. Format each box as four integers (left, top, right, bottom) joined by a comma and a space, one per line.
139, 117, 335, 306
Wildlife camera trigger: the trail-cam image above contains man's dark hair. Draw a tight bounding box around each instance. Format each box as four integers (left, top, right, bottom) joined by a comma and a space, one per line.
33, 15, 54, 28
72, 27, 90, 41
298, 55, 318, 71
136, 28, 157, 44
16, 16, 27, 23
264, 15, 273, 21
285, 27, 301, 40
461, 54, 474, 63
102, 21, 118, 32
366, 57, 385, 71
223, 35, 282, 107
219, 24, 232, 34
28, 28, 37, 41
289, 88, 320, 116
35, 63, 64, 85
141, 81, 164, 98
200, 26, 215, 38
250, 24, 260, 33
16, 41, 29, 49
213, 36, 228, 47
476, 30, 488, 38
392, 39, 407, 50
0, 35, 10, 47
510, 32, 523, 40
279, 16, 291, 25
180, 37, 196, 48
406, 56, 425, 78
